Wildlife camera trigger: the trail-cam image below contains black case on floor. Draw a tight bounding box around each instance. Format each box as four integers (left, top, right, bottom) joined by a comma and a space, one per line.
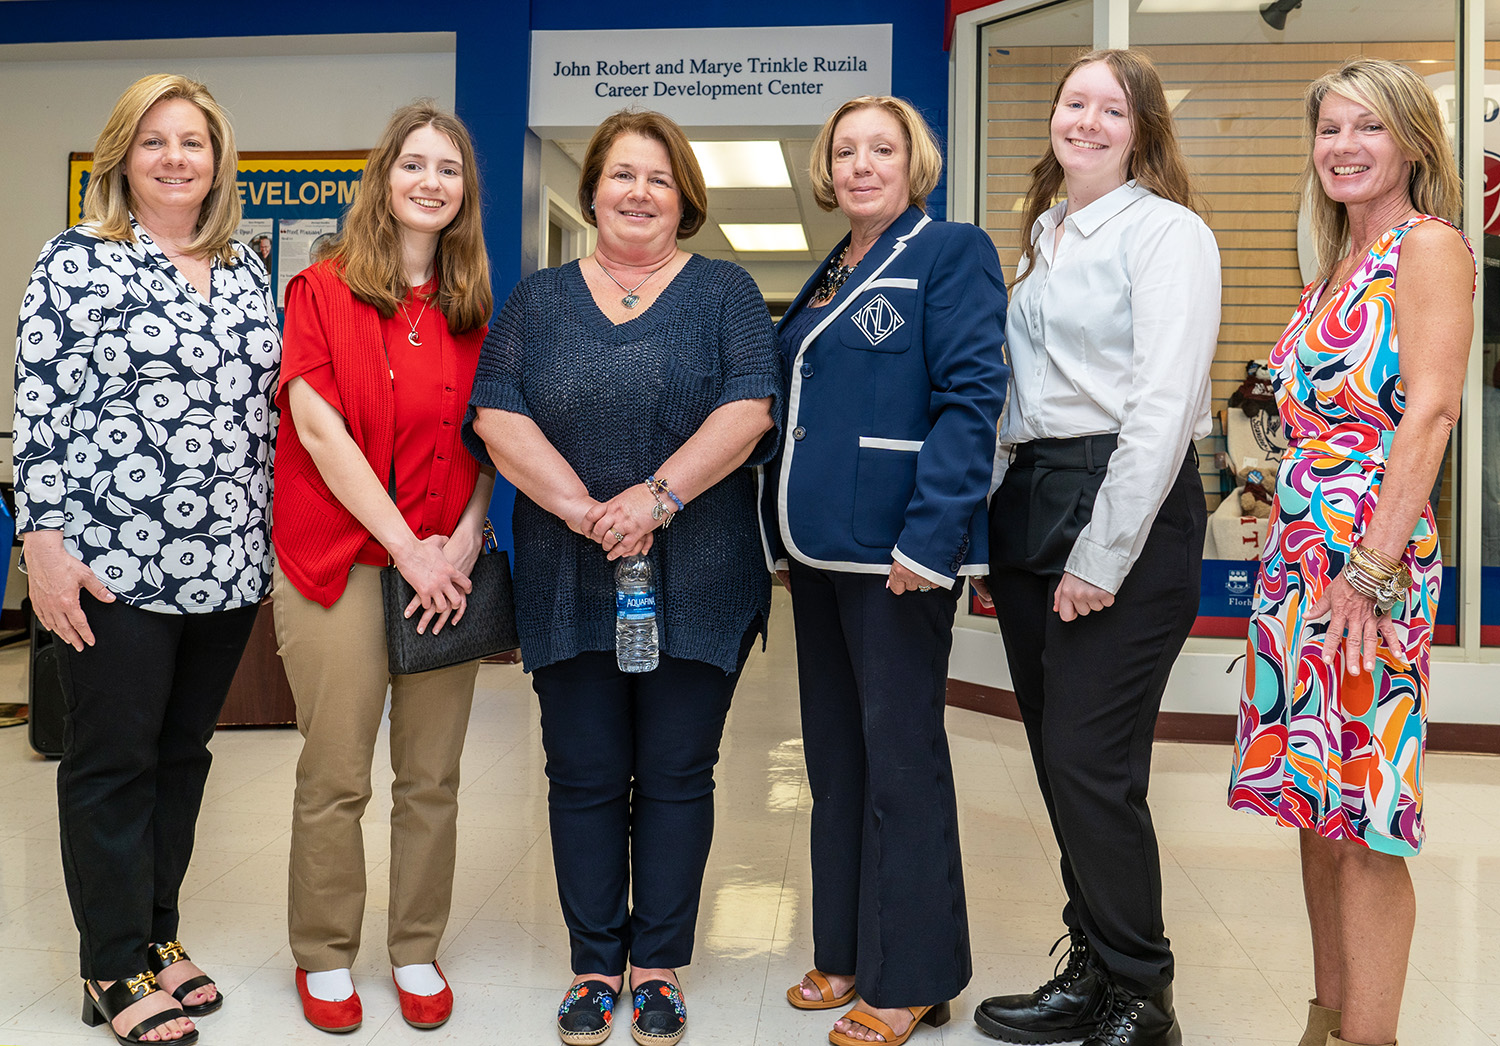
28, 616, 65, 758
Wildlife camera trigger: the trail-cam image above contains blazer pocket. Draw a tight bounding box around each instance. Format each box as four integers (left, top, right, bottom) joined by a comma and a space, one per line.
838, 285, 916, 353
658, 354, 718, 439
851, 438, 921, 548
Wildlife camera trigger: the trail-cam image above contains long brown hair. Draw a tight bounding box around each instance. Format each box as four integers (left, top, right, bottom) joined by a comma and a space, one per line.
1015, 49, 1200, 283
321, 102, 492, 334
84, 73, 242, 264
1301, 59, 1462, 286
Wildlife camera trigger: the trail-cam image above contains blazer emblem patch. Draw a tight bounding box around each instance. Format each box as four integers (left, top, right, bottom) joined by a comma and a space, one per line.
851, 294, 906, 346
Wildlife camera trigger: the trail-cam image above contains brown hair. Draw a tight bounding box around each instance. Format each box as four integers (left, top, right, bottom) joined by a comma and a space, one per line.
577, 109, 708, 238
1301, 58, 1462, 286
808, 95, 944, 212
321, 102, 492, 334
1016, 49, 1201, 283
83, 73, 242, 264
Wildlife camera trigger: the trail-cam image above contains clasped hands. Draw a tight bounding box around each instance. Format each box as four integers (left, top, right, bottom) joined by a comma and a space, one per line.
566, 483, 665, 561
392, 527, 482, 636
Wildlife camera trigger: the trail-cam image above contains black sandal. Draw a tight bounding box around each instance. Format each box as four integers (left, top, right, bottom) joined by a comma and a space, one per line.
146, 941, 222, 1018
83, 972, 199, 1046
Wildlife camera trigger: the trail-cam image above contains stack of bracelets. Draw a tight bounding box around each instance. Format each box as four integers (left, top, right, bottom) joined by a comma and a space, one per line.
1342, 544, 1414, 615
645, 475, 683, 529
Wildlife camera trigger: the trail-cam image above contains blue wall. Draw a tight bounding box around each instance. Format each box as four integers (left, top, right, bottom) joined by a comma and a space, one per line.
1, 0, 949, 297
3, 1, 947, 549
0, 0, 531, 299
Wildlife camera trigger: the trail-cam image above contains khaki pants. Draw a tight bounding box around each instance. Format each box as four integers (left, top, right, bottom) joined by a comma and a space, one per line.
274, 562, 479, 971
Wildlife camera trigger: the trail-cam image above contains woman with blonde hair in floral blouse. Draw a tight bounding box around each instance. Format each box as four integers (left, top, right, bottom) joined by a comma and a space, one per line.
14, 72, 278, 1045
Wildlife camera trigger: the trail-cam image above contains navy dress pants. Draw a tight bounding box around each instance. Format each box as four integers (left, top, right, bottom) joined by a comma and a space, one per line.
54, 593, 259, 978
532, 628, 756, 975
789, 563, 971, 1009
989, 458, 1204, 996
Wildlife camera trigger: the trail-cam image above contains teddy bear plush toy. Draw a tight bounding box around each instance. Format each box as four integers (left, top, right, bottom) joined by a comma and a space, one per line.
1204, 362, 1286, 559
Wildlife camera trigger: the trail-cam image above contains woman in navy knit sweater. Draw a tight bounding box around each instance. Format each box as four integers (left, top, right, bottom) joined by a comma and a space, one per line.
465, 109, 781, 1046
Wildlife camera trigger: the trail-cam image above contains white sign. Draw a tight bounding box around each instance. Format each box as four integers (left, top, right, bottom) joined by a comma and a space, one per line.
529, 25, 892, 136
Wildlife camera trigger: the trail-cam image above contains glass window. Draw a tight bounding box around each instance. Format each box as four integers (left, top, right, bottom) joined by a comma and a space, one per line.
1128, 2, 1462, 640
1483, 32, 1500, 644
966, 0, 1472, 642
958, 0, 1093, 627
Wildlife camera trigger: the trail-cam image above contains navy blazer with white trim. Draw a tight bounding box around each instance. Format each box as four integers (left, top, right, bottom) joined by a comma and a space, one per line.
759, 205, 1010, 587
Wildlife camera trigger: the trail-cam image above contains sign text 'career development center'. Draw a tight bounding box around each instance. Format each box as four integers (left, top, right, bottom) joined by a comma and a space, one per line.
528, 26, 891, 132
556, 55, 870, 100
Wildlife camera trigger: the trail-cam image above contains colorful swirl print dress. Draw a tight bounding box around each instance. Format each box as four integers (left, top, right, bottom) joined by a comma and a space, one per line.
1228, 216, 1473, 857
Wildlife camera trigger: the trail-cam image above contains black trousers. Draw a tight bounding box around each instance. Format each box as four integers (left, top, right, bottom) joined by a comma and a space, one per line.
789, 563, 971, 1009
989, 458, 1204, 996
54, 594, 259, 979
532, 629, 755, 975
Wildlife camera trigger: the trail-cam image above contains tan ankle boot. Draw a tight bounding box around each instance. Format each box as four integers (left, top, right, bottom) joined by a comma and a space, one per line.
1298, 1001, 1339, 1046
1327, 1031, 1396, 1046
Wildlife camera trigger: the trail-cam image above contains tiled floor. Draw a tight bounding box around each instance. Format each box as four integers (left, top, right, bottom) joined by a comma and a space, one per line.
0, 589, 1496, 1045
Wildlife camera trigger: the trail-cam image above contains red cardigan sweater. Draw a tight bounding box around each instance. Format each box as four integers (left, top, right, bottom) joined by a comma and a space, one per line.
273, 261, 485, 607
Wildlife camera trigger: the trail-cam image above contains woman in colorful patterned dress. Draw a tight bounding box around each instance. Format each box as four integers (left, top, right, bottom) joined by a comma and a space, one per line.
1229, 59, 1474, 1046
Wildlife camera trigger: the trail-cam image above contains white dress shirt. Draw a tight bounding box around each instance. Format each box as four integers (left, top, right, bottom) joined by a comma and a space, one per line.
997, 180, 1221, 593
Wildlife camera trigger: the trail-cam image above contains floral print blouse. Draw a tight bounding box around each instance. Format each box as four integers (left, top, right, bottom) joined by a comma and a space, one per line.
13, 219, 280, 614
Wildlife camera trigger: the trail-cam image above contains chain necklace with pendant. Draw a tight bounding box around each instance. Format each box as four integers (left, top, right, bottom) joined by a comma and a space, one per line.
399, 294, 429, 346
596, 255, 673, 309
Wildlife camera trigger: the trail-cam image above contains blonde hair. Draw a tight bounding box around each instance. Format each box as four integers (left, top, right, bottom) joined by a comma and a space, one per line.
320, 102, 493, 335
83, 74, 242, 264
1016, 49, 1201, 284
1302, 58, 1462, 286
577, 109, 709, 238
808, 96, 944, 212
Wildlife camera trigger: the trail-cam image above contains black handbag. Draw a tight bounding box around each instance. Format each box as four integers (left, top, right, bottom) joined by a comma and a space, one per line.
380, 520, 520, 675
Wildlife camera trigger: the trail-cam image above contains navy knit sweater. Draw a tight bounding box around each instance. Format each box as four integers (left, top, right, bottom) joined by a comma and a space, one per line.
463, 255, 783, 674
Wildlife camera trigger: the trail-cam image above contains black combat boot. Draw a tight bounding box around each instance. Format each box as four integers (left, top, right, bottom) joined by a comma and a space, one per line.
973, 931, 1111, 1043
1081, 983, 1181, 1046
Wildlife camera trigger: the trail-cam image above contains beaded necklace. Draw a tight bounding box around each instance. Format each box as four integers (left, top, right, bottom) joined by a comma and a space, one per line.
810, 246, 854, 305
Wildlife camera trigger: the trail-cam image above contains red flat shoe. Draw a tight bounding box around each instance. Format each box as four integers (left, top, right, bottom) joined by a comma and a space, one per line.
393, 963, 453, 1029
295, 969, 362, 1034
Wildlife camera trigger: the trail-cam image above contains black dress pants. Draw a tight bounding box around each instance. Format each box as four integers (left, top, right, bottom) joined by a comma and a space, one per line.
54, 594, 259, 978
789, 563, 971, 1009
532, 628, 756, 975
989, 458, 1204, 997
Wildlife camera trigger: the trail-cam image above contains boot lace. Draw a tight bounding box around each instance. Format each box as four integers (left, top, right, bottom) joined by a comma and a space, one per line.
1090, 983, 1146, 1045
1033, 932, 1090, 1001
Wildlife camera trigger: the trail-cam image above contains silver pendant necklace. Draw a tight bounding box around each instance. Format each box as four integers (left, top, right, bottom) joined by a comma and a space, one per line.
399, 295, 428, 346
596, 255, 673, 309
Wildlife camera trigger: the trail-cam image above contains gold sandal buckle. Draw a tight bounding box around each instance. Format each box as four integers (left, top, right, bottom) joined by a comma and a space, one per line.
124, 971, 158, 998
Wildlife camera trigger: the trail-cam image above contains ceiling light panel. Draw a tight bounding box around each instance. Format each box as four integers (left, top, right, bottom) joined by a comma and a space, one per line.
720, 223, 809, 252
691, 141, 792, 188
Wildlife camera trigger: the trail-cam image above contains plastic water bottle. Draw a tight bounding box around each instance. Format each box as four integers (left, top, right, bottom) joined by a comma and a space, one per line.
615, 555, 659, 673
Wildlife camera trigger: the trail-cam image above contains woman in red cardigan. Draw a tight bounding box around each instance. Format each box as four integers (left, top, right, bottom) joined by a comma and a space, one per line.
271, 103, 494, 1034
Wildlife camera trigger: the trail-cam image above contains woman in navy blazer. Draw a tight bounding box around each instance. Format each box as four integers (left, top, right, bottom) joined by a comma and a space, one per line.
764, 96, 1009, 1046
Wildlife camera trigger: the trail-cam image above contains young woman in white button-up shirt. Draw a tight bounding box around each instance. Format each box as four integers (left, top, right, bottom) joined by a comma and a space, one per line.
972, 50, 1220, 1046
